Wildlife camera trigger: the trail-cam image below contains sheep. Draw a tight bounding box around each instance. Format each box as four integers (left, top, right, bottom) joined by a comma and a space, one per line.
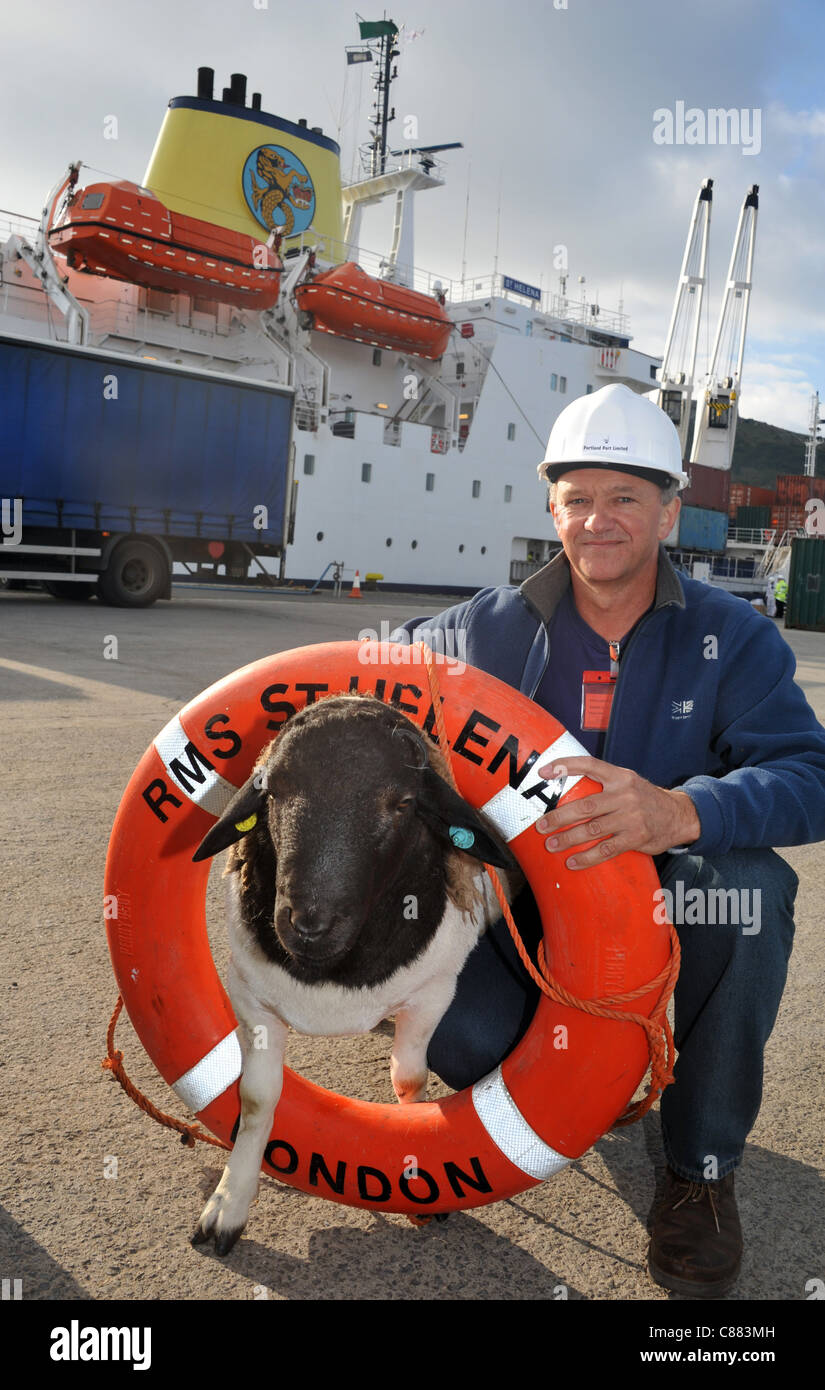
189, 693, 518, 1255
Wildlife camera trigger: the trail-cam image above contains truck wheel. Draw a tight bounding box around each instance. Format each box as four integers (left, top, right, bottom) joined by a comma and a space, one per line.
43, 581, 95, 601
98, 540, 167, 607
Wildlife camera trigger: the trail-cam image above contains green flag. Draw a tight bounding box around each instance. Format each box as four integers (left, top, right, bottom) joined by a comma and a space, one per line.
358, 19, 397, 39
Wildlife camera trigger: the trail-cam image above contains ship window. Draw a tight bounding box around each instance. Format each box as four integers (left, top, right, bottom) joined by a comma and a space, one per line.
425, 473, 435, 491
551, 373, 558, 390
586, 384, 594, 394
507, 423, 516, 441
303, 454, 315, 475
316, 531, 324, 541
81, 192, 105, 210
386, 537, 392, 546
560, 376, 567, 392
362, 463, 372, 482
456, 361, 465, 378
458, 544, 465, 553
504, 485, 513, 502
411, 540, 418, 549
481, 546, 487, 554
472, 480, 481, 499
372, 349, 382, 366
650, 364, 658, 379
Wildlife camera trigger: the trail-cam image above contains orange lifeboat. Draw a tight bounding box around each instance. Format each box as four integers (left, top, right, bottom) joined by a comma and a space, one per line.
49, 180, 282, 310
295, 262, 452, 359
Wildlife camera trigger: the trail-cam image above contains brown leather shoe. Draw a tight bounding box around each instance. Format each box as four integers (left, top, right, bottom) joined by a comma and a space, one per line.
647, 1165, 743, 1298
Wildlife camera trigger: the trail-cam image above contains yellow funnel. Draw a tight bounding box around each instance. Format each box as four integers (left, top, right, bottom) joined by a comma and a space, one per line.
143, 80, 344, 260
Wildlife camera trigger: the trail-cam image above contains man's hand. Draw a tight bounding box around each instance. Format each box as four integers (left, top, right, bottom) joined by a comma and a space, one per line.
536, 755, 701, 868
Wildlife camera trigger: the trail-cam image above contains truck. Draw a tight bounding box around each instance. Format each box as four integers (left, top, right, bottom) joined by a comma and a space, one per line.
0, 332, 294, 606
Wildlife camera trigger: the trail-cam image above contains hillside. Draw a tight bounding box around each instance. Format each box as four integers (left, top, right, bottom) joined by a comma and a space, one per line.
731, 416, 822, 488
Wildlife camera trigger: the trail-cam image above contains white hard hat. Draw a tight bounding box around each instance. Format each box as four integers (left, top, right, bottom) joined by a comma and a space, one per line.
537, 383, 689, 488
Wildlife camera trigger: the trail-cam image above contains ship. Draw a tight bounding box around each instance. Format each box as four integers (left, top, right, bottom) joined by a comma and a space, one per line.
0, 21, 767, 595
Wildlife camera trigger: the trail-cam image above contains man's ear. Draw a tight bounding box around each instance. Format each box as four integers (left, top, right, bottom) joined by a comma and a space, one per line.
192, 774, 268, 862
415, 767, 516, 870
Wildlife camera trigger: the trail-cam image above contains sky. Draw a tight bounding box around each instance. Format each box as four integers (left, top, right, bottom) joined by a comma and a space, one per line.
3, 0, 824, 439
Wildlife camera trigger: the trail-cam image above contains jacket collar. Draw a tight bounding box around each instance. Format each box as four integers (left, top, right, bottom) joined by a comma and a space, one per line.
519, 542, 686, 625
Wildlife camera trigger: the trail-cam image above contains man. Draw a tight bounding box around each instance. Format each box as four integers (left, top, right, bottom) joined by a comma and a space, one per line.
391, 382, 825, 1298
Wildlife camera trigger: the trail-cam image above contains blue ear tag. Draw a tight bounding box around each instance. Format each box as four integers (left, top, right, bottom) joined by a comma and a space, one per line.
449, 825, 475, 850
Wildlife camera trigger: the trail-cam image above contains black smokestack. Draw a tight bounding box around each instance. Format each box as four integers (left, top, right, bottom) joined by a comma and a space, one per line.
197, 67, 214, 100
229, 73, 247, 106
251, 92, 262, 111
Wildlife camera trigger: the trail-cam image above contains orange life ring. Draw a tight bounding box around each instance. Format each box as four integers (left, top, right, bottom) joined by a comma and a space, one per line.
104, 640, 669, 1215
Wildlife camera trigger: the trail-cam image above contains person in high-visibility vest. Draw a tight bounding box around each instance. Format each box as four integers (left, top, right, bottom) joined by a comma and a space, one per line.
392, 384, 825, 1300
774, 576, 788, 618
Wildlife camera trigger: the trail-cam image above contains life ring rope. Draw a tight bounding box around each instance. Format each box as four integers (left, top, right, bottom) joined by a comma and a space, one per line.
415, 642, 680, 1126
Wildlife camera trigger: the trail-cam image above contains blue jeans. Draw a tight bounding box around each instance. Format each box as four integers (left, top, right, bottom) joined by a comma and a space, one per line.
427, 848, 798, 1182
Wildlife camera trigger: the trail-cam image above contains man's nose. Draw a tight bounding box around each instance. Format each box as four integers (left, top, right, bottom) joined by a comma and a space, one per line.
584, 506, 616, 530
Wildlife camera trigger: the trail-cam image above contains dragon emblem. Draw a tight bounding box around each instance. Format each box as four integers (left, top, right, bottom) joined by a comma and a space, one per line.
242, 145, 315, 237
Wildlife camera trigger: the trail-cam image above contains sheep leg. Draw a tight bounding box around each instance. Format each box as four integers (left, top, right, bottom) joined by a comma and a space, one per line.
193, 989, 289, 1256
390, 983, 457, 1104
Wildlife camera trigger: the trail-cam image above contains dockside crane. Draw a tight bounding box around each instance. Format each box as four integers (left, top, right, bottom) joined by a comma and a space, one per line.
689, 185, 759, 470
654, 178, 713, 458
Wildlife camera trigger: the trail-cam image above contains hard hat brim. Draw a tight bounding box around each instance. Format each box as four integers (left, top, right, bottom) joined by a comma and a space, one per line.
538, 460, 685, 489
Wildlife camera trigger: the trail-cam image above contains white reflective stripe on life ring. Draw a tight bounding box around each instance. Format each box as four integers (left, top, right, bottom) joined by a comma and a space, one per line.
154, 714, 240, 819
172, 1031, 243, 1111
480, 730, 588, 843
472, 1066, 570, 1179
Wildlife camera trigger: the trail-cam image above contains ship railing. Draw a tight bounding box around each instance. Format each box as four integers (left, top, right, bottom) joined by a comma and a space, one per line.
0, 208, 39, 243
349, 149, 450, 181
727, 526, 777, 548
447, 274, 630, 336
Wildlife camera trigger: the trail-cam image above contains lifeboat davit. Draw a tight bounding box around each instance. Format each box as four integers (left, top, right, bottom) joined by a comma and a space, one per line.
295, 262, 452, 359
49, 180, 282, 310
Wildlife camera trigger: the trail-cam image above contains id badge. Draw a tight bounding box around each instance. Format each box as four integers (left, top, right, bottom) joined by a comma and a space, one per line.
581, 670, 615, 731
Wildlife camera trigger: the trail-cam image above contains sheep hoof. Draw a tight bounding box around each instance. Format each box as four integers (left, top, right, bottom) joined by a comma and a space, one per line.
191, 1221, 244, 1256
214, 1226, 244, 1257
392, 1076, 428, 1104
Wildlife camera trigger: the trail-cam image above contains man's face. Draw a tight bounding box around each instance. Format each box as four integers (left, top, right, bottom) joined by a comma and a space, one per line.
549, 468, 680, 586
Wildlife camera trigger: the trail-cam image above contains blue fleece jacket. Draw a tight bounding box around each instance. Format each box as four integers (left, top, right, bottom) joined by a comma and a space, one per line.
391, 545, 825, 857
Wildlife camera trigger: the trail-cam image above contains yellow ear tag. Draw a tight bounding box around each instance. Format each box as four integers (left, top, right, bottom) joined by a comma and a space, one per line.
234, 813, 258, 834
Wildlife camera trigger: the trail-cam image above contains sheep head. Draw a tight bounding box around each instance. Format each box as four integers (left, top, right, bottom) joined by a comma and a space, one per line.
192, 694, 514, 977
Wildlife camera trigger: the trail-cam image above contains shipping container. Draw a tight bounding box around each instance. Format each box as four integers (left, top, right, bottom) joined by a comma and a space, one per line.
728, 483, 775, 517
776, 474, 825, 504
771, 505, 807, 535
676, 505, 729, 553
735, 505, 772, 529
681, 462, 730, 511
786, 536, 825, 631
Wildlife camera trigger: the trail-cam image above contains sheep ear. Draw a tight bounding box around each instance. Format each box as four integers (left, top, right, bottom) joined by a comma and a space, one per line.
192, 774, 268, 862
416, 767, 516, 870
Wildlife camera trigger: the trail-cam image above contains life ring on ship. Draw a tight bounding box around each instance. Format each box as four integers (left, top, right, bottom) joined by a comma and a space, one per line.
104, 640, 671, 1215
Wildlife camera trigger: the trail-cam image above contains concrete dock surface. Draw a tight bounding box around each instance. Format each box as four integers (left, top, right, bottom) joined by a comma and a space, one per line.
1, 585, 823, 1308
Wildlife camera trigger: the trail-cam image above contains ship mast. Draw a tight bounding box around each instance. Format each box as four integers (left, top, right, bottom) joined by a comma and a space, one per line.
348, 17, 400, 177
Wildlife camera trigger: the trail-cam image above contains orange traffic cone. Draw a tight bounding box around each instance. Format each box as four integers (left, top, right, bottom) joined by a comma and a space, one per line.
350, 569, 363, 598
